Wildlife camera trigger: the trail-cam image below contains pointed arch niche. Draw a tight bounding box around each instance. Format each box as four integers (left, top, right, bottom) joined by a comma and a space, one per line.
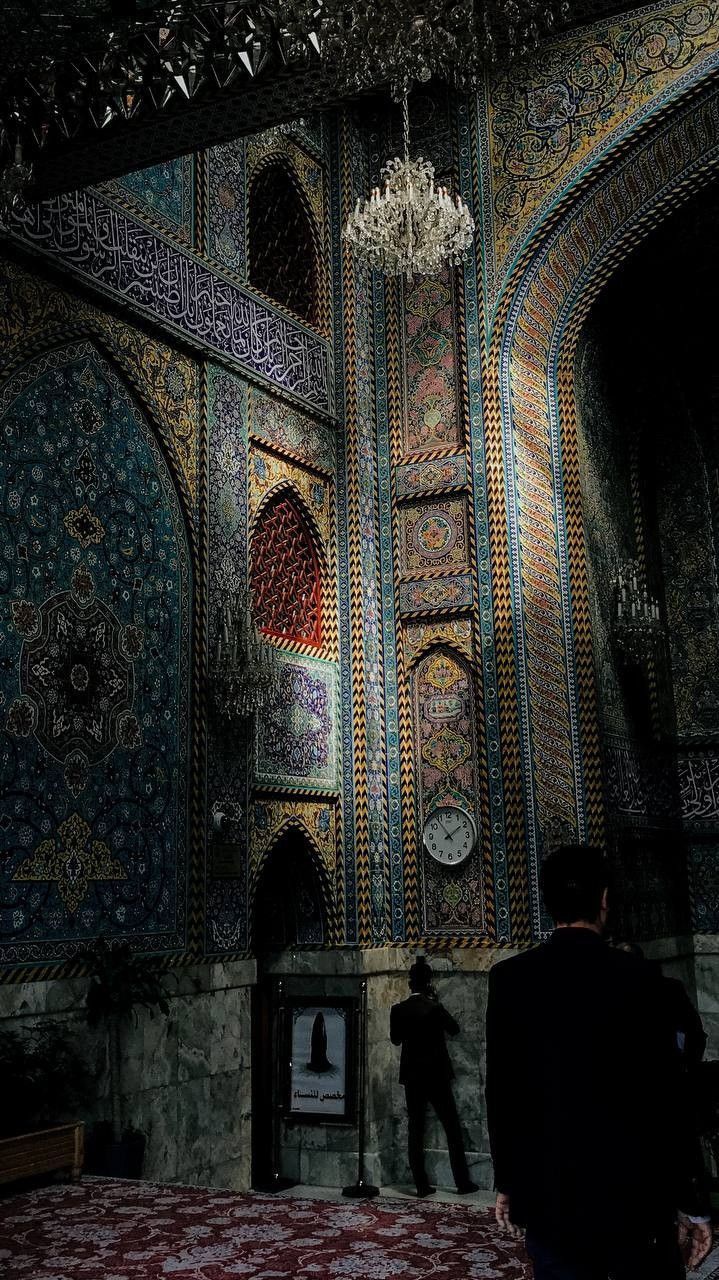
250, 486, 323, 650
410, 646, 484, 938
251, 823, 332, 951
248, 157, 322, 330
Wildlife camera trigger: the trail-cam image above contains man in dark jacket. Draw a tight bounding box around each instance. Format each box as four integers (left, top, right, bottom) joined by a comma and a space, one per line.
390, 955, 477, 1197
485, 844, 712, 1279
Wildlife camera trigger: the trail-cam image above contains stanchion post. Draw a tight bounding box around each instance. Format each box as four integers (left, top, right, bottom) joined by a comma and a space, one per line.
255, 977, 298, 1194
342, 978, 379, 1199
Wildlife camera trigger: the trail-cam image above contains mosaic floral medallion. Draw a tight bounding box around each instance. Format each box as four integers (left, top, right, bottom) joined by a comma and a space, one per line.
426, 653, 461, 690
13, 812, 126, 915
400, 499, 468, 573
422, 725, 471, 775
63, 504, 105, 548
11, 569, 141, 767
414, 512, 455, 557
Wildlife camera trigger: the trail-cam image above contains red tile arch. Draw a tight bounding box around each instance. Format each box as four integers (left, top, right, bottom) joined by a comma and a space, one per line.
250, 489, 322, 648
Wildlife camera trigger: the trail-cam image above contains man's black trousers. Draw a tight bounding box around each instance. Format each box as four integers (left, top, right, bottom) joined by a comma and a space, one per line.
404, 1079, 470, 1191
526, 1227, 686, 1280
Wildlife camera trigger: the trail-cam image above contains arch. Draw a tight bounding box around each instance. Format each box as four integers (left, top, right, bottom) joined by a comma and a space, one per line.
488, 76, 719, 937
250, 482, 325, 650
248, 155, 323, 330
0, 338, 192, 964
250, 817, 336, 949
407, 633, 474, 675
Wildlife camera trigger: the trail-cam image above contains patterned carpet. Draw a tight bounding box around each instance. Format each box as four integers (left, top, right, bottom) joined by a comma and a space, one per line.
0, 1178, 531, 1279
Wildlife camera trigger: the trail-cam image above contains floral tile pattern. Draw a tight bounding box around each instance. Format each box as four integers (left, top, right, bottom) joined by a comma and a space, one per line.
0, 1180, 530, 1280
0, 344, 190, 964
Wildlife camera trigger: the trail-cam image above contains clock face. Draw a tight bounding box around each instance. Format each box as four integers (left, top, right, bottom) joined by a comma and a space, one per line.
422, 805, 477, 867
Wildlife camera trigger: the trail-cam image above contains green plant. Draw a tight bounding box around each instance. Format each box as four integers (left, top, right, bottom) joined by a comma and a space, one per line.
77, 939, 170, 1144
0, 1022, 92, 1138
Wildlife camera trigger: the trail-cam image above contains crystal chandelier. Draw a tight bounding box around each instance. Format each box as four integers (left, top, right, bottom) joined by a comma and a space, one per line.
0, 142, 33, 220
343, 94, 474, 277
613, 560, 662, 662
285, 0, 571, 99
210, 586, 277, 723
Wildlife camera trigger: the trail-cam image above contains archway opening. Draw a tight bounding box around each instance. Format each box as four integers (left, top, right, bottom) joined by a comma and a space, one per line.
252, 827, 328, 954
248, 160, 320, 328
575, 176, 719, 941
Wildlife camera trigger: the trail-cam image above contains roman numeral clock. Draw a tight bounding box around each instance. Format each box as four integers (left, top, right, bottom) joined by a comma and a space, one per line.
422, 805, 477, 868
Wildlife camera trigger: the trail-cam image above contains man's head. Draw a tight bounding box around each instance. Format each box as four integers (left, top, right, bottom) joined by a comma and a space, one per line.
540, 844, 611, 929
409, 954, 433, 993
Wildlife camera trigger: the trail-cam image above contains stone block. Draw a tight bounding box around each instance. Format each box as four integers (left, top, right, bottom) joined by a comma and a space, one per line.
209, 988, 247, 1076
209, 959, 257, 993
286, 1123, 328, 1152
696, 956, 719, 1014
207, 1071, 249, 1166
702, 1014, 719, 1060
143, 1007, 179, 1089
129, 1084, 179, 1182
176, 994, 212, 1083
205, 1157, 251, 1192
0, 981, 51, 1020
117, 1012, 148, 1098
176, 1077, 213, 1175
280, 1145, 301, 1182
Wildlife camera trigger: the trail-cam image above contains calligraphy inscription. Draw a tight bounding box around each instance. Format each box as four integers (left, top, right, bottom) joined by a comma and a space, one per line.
5, 192, 332, 414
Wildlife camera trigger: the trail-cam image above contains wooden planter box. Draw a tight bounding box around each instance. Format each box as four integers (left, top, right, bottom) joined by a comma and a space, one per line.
0, 1121, 84, 1187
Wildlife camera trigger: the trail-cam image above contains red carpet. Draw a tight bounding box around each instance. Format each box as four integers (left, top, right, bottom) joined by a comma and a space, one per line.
0, 1178, 531, 1279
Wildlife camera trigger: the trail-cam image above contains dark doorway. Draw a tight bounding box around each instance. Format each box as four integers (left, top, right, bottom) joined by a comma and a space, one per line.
251, 828, 328, 1187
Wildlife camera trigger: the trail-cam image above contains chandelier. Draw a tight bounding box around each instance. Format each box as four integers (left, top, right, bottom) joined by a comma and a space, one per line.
613, 560, 662, 663
0, 143, 33, 219
210, 586, 277, 723
286, 0, 572, 99
343, 94, 474, 277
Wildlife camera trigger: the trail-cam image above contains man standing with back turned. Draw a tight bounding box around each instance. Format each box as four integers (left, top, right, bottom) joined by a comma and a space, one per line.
485, 844, 712, 1279
391, 955, 477, 1197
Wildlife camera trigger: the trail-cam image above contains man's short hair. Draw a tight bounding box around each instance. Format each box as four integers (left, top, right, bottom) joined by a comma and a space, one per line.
540, 844, 610, 924
409, 955, 433, 991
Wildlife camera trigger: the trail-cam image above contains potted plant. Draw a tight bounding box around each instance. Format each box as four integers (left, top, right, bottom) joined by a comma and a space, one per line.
78, 938, 170, 1178
0, 1022, 91, 1185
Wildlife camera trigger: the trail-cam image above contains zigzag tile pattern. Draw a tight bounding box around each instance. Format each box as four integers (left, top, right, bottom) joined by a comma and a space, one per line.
384, 279, 418, 942
460, 99, 525, 944
338, 113, 372, 946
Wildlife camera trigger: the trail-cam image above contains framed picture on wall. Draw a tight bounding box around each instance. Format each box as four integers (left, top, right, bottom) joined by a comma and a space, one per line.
283, 997, 358, 1125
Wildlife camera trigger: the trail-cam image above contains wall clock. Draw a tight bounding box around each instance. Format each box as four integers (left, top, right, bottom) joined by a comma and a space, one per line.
422, 805, 477, 867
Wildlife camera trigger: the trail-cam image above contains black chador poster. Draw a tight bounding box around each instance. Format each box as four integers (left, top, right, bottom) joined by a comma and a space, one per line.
286, 1000, 355, 1123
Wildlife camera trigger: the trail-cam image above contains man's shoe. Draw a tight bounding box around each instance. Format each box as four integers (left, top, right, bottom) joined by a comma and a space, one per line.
455, 1181, 479, 1195
416, 1184, 436, 1197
